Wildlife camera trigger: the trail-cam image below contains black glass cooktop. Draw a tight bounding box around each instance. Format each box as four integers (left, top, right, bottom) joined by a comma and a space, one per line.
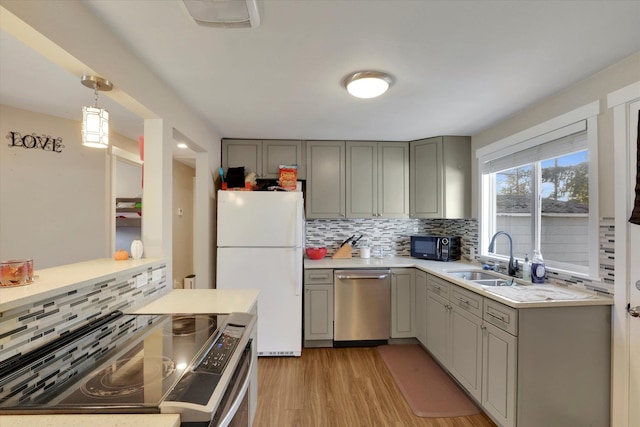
0, 313, 219, 413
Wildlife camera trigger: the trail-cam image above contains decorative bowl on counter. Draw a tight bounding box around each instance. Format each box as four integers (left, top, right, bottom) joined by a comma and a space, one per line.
0, 259, 34, 287
305, 247, 327, 260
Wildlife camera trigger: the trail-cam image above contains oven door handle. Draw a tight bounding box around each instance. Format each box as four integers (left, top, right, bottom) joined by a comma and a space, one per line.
214, 349, 255, 427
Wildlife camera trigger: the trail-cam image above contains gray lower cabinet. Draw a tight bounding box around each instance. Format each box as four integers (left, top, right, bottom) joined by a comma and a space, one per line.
409, 136, 470, 218
305, 141, 346, 219
449, 289, 483, 402
346, 141, 409, 218
426, 281, 449, 362
303, 269, 334, 346
414, 269, 428, 346
423, 274, 610, 427
222, 139, 304, 179
425, 274, 483, 402
390, 268, 415, 338
482, 316, 517, 427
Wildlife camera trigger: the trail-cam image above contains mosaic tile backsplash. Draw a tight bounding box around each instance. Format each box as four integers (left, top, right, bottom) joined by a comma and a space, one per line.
306, 217, 614, 295
0, 263, 167, 363
0, 312, 160, 406
305, 218, 478, 259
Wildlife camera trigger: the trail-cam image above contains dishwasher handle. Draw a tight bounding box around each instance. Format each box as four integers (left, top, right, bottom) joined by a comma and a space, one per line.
335, 273, 389, 280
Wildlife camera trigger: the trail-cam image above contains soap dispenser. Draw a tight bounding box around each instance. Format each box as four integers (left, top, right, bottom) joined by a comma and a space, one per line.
531, 249, 546, 284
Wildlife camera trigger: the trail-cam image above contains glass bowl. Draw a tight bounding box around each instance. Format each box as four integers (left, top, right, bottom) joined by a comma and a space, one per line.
0, 259, 34, 287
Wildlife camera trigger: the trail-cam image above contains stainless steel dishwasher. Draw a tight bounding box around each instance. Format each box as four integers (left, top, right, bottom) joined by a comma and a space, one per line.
334, 269, 391, 345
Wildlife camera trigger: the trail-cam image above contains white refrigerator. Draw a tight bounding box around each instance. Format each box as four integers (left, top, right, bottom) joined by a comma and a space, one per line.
216, 190, 304, 356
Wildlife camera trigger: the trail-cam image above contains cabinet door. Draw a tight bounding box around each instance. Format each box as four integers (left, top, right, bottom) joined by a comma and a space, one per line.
304, 284, 334, 341
306, 141, 345, 219
450, 306, 483, 401
346, 141, 377, 218
222, 139, 262, 176
262, 140, 305, 179
390, 269, 415, 338
378, 142, 409, 218
426, 290, 449, 365
415, 270, 428, 346
441, 136, 471, 218
410, 137, 442, 218
482, 322, 517, 427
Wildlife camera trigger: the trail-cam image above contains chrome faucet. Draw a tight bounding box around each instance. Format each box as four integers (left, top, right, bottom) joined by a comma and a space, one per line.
488, 231, 519, 277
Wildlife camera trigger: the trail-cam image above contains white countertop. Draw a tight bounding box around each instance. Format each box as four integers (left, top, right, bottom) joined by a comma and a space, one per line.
0, 258, 165, 312
128, 288, 259, 314
0, 258, 166, 312
304, 256, 613, 309
0, 414, 180, 427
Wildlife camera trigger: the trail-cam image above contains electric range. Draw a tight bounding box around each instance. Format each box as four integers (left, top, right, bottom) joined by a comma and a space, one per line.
0, 311, 256, 426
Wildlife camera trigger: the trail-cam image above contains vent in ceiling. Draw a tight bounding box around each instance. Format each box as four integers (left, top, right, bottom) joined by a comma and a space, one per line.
183, 0, 260, 28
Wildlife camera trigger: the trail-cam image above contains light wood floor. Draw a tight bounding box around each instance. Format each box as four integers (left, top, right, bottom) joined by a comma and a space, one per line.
254, 347, 497, 427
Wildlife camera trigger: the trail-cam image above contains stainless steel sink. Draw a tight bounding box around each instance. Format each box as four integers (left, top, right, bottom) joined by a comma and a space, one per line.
446, 270, 504, 281
446, 270, 517, 286
472, 278, 515, 287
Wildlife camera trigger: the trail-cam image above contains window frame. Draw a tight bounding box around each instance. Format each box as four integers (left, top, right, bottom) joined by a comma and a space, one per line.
476, 101, 600, 280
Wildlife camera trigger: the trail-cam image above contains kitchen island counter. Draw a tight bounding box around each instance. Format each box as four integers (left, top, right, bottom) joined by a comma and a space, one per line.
304, 256, 613, 309
0, 258, 166, 312
127, 288, 259, 314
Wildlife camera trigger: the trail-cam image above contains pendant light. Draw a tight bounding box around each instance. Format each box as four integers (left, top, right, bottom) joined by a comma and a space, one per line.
81, 75, 112, 148
343, 71, 393, 99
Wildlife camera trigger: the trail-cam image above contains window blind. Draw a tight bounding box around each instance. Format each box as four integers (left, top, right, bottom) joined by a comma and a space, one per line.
482, 121, 587, 174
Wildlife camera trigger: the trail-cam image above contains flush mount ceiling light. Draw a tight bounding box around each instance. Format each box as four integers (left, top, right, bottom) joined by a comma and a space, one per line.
177, 143, 188, 149
343, 71, 393, 99
183, 0, 260, 28
80, 75, 112, 148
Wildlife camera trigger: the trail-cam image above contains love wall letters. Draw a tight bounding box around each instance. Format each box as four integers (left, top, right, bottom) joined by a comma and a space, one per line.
6, 131, 65, 153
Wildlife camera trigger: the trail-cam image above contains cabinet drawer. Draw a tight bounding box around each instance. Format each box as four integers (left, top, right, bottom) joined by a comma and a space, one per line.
304, 269, 333, 285
484, 299, 518, 336
427, 275, 450, 299
451, 285, 483, 317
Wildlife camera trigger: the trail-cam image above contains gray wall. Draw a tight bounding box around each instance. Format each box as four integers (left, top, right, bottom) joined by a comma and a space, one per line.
471, 51, 640, 219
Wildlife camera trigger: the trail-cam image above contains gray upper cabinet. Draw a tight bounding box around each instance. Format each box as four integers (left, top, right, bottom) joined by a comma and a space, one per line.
262, 140, 305, 179
346, 141, 409, 218
409, 136, 470, 218
222, 139, 305, 179
222, 139, 262, 176
346, 141, 377, 218
306, 141, 345, 219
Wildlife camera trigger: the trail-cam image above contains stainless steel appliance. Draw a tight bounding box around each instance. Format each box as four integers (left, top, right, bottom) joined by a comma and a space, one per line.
410, 235, 461, 261
0, 311, 256, 427
333, 269, 390, 346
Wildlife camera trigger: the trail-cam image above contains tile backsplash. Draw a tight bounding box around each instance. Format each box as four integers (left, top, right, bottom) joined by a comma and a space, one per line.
306, 217, 614, 295
305, 218, 478, 258
0, 263, 167, 363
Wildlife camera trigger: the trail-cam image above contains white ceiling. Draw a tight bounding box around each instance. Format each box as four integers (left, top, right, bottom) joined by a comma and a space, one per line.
2, 1, 640, 151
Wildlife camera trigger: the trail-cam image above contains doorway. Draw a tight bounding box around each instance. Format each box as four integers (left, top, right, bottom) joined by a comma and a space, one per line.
111, 147, 143, 256
609, 82, 640, 427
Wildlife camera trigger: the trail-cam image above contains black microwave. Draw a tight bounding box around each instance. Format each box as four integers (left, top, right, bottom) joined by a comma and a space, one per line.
410, 235, 461, 261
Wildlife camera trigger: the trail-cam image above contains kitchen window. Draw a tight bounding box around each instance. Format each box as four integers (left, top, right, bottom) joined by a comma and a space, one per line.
477, 102, 600, 279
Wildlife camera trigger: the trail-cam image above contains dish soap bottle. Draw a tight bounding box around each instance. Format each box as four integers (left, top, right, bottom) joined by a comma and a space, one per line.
531, 249, 545, 284
523, 254, 531, 282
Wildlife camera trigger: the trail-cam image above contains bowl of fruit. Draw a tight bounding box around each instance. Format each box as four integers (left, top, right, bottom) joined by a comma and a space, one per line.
0, 259, 34, 287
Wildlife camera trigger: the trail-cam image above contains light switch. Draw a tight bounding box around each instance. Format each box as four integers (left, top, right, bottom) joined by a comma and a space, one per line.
178, 208, 183, 216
